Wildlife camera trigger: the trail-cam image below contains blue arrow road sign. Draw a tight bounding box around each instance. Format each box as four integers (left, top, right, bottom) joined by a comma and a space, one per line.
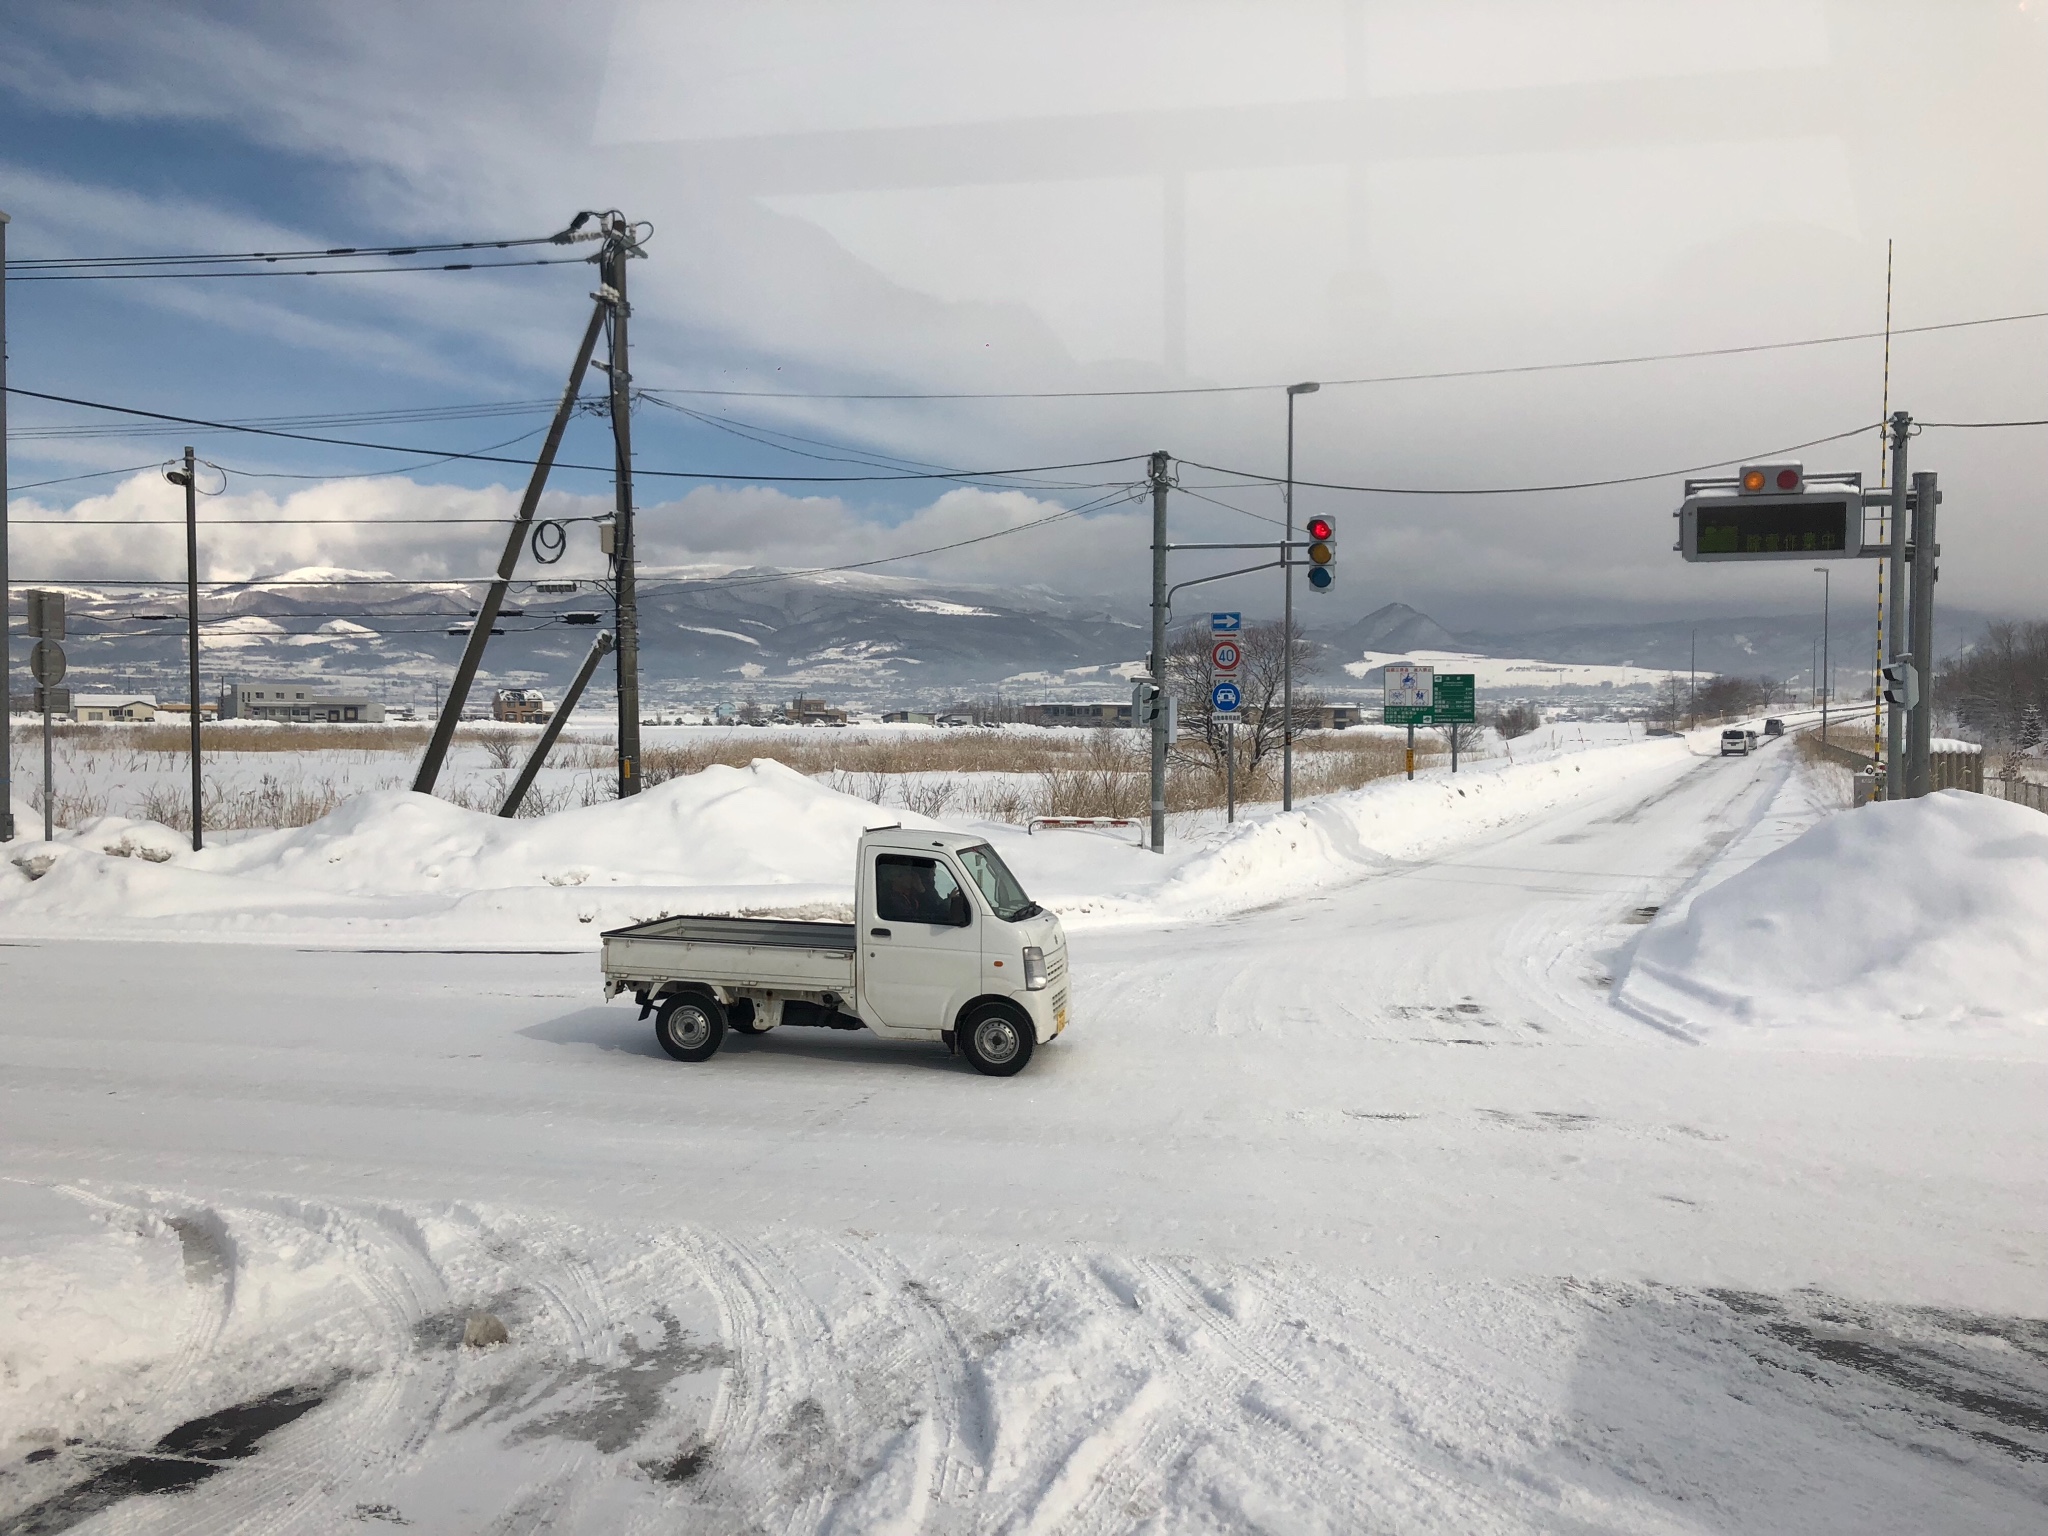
1210, 611, 1241, 633
1211, 681, 1242, 713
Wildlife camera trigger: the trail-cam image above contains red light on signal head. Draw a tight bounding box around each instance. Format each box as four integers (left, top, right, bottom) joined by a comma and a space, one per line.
1777, 469, 1800, 490
1306, 517, 1333, 540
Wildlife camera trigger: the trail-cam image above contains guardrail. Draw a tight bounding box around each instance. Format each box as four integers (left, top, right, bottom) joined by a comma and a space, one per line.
1027, 816, 1146, 844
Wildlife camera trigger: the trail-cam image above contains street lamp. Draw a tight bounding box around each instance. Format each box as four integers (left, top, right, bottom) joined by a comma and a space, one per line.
1283, 380, 1319, 812
1813, 566, 1831, 744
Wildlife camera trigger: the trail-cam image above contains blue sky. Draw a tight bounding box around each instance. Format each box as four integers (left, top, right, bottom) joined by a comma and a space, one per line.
6, 1, 2048, 628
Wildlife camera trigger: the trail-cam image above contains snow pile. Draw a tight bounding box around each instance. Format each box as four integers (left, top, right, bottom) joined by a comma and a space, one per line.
1620, 791, 2048, 1054
0, 761, 931, 945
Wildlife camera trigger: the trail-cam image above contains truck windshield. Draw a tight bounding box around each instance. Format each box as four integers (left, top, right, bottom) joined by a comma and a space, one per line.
957, 844, 1040, 921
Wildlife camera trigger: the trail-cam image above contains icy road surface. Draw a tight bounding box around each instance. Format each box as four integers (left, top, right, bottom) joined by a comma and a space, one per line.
3, 739, 2045, 1533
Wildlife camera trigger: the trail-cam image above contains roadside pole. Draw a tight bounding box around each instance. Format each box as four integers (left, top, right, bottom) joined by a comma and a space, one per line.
500, 630, 615, 817
1884, 412, 1910, 798
0, 207, 12, 843
1405, 723, 1415, 780
1148, 451, 1169, 853
1906, 470, 1938, 798
178, 448, 203, 849
606, 219, 644, 799
1226, 720, 1235, 823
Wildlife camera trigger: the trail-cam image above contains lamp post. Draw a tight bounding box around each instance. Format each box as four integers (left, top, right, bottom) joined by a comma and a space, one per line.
1282, 380, 1319, 812
1813, 565, 1831, 745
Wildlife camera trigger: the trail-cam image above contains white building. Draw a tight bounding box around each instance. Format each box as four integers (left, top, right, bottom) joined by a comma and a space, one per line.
72, 694, 158, 723
222, 682, 384, 724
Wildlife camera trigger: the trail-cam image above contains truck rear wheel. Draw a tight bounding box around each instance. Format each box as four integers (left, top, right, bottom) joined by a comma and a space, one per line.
959, 1003, 1034, 1077
655, 992, 726, 1062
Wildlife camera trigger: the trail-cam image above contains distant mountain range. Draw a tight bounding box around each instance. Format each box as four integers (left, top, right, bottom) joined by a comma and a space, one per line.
33, 576, 1994, 710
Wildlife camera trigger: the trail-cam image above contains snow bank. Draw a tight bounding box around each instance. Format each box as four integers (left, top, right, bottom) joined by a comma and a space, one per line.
1619, 792, 2048, 1055
1, 734, 1699, 946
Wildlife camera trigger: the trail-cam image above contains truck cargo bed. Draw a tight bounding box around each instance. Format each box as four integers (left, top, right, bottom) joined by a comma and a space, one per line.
601, 914, 857, 997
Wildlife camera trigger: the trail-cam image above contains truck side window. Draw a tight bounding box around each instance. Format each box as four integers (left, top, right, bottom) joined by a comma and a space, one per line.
876, 854, 970, 927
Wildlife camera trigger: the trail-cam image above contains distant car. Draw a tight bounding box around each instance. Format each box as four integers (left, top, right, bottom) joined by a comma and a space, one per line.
1720, 728, 1759, 756
1763, 718, 1785, 737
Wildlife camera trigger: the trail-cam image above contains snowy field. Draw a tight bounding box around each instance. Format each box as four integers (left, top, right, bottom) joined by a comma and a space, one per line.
3, 721, 2046, 1532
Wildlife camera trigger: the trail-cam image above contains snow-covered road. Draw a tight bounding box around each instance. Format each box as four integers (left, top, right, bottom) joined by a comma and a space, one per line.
4, 737, 2045, 1533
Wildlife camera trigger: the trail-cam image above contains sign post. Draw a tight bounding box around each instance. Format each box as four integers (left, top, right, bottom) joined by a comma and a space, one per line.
1433, 673, 1477, 771
1210, 613, 1242, 822
1382, 663, 1433, 780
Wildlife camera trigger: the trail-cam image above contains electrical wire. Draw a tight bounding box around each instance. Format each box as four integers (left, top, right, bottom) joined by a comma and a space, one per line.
1920, 416, 2048, 428
9, 463, 168, 492
12, 256, 590, 282
635, 304, 2048, 402
11, 231, 585, 270
1182, 422, 1882, 497
6, 386, 1151, 485
17, 400, 556, 440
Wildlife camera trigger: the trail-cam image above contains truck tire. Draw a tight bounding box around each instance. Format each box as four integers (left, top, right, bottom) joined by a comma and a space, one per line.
958, 1002, 1034, 1077
655, 992, 725, 1062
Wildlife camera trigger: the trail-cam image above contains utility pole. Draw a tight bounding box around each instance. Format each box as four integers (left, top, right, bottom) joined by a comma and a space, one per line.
1282, 381, 1318, 811
1, 206, 13, 843
500, 630, 614, 817
604, 216, 644, 797
1884, 411, 1910, 798
1907, 470, 1938, 798
1689, 629, 1696, 727
1148, 450, 1169, 853
170, 447, 204, 849
412, 284, 609, 795
1814, 565, 1831, 745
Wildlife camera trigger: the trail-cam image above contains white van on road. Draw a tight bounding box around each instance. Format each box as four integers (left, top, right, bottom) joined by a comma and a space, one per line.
601, 828, 1069, 1076
1720, 728, 1762, 756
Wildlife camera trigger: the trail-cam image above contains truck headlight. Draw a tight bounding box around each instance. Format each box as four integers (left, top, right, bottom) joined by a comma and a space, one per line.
1022, 946, 1048, 990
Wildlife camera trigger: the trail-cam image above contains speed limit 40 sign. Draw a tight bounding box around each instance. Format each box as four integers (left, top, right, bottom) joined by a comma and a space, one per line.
1210, 637, 1241, 675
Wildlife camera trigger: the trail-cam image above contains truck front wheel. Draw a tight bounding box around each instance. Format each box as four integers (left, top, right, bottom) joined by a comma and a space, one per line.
959, 1003, 1034, 1077
655, 992, 726, 1062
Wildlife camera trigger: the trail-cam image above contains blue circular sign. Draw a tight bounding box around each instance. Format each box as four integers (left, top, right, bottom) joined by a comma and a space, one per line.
1211, 681, 1242, 713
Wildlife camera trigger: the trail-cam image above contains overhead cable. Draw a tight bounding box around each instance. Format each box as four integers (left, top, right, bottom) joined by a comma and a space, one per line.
1182, 422, 1882, 497
6, 386, 1149, 485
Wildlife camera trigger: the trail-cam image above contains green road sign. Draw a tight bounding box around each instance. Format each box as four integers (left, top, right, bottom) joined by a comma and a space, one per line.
1434, 674, 1476, 723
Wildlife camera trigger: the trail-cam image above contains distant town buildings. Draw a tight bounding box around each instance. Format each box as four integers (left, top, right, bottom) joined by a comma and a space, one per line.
220, 682, 385, 723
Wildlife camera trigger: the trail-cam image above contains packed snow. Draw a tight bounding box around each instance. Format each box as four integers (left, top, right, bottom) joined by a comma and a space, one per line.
1345, 648, 1684, 691
5, 721, 2046, 1531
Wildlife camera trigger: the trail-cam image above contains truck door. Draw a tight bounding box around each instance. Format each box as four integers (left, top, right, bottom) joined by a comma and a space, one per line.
861, 852, 979, 1034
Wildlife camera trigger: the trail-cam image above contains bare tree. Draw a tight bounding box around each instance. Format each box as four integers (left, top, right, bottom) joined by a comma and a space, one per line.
1939, 620, 2048, 746
1165, 618, 1322, 781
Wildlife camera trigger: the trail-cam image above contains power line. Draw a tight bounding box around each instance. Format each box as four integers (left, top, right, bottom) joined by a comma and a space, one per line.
6, 386, 1150, 485
1183, 422, 1881, 497
11, 231, 584, 270
17, 400, 556, 440
11, 256, 590, 282
637, 305, 2048, 402
1920, 416, 2048, 428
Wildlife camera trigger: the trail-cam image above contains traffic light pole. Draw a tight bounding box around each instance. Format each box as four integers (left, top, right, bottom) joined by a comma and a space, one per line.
606, 224, 643, 798
1884, 412, 1910, 798
1148, 450, 1170, 853
1906, 470, 1938, 799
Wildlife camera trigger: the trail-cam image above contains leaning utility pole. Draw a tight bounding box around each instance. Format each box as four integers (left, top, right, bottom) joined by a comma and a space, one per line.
603, 218, 644, 797
1906, 469, 1939, 798
1148, 450, 1170, 854
412, 286, 609, 795
500, 630, 614, 817
1, 206, 13, 843
1884, 411, 1911, 798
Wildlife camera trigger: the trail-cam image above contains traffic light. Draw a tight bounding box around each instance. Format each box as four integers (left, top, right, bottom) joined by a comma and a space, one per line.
1304, 516, 1335, 591
1880, 660, 1919, 710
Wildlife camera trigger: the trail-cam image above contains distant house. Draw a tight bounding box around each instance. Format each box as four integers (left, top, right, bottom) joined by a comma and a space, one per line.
1020, 701, 1134, 728
221, 682, 384, 723
786, 695, 849, 726
881, 710, 937, 726
72, 694, 158, 723
493, 688, 551, 724
153, 701, 220, 722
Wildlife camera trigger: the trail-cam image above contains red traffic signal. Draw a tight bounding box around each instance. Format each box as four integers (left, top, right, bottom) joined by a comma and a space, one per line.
1304, 516, 1335, 591
1306, 516, 1333, 541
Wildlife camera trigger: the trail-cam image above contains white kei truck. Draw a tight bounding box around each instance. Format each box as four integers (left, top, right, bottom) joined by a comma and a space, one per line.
600, 828, 1070, 1077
